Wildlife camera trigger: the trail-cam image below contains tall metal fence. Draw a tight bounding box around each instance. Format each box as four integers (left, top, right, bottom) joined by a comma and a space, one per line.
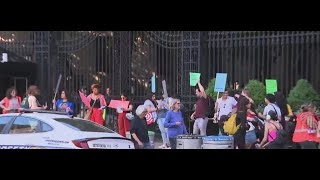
0, 31, 319, 112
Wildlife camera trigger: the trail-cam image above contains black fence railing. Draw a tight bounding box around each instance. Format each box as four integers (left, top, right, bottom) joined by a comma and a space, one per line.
0, 31, 319, 113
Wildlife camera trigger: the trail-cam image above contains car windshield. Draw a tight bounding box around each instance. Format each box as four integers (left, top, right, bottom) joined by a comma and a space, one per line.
54, 118, 113, 133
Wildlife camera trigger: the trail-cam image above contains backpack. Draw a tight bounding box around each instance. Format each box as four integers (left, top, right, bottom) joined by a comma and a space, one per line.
223, 114, 240, 135
20, 96, 29, 109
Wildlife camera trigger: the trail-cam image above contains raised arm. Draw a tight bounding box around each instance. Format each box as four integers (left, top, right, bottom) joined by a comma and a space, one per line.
197, 79, 207, 99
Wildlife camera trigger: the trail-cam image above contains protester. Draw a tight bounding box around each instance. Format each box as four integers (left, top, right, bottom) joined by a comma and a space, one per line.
235, 89, 258, 148
256, 110, 283, 149
130, 105, 151, 149
164, 98, 188, 149
234, 98, 251, 149
86, 84, 106, 126
292, 102, 319, 149
156, 92, 171, 149
52, 89, 74, 116
144, 93, 158, 147
0, 87, 22, 113
275, 90, 289, 128
104, 87, 115, 128
117, 92, 133, 137
258, 94, 281, 121
78, 86, 87, 118
215, 90, 238, 135
144, 93, 158, 131
26, 85, 47, 110
191, 79, 209, 136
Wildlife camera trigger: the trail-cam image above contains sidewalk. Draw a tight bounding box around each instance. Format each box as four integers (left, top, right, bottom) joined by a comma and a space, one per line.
153, 132, 170, 149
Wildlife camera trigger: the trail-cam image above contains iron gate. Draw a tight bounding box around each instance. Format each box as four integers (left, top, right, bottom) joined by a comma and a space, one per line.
0, 31, 319, 113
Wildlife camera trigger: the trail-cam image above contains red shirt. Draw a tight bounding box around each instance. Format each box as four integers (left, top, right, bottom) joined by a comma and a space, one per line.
194, 97, 208, 119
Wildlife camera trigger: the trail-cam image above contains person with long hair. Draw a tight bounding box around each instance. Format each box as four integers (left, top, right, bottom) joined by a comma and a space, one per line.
144, 93, 158, 131
117, 92, 133, 137
275, 90, 289, 128
52, 89, 74, 116
0, 87, 22, 113
27, 85, 47, 110
237, 89, 258, 148
164, 98, 188, 149
256, 110, 283, 149
292, 102, 319, 149
86, 84, 106, 126
234, 98, 251, 149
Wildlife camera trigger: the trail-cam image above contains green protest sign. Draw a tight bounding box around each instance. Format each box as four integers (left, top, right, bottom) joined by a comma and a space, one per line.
189, 72, 201, 86
265, 79, 277, 94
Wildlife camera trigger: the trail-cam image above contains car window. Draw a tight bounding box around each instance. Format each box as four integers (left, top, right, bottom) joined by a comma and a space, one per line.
9, 117, 40, 134
0, 116, 14, 132
54, 118, 113, 133
42, 122, 53, 132
60, 122, 80, 131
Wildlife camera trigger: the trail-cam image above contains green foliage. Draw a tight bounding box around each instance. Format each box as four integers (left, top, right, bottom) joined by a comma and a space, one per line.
245, 80, 266, 106
287, 79, 320, 111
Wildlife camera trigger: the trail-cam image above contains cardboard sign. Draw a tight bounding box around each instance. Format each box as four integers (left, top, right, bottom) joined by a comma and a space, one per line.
108, 100, 130, 109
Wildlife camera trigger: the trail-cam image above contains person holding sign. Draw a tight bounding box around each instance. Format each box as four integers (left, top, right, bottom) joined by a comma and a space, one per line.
190, 79, 209, 136
265, 79, 277, 94
189, 72, 201, 86
52, 89, 74, 116
215, 90, 238, 135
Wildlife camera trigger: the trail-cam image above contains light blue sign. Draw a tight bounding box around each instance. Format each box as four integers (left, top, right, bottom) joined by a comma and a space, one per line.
151, 76, 156, 93
214, 73, 227, 92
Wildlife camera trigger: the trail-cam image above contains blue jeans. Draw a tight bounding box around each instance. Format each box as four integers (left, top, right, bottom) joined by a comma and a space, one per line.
245, 130, 257, 145
157, 118, 169, 145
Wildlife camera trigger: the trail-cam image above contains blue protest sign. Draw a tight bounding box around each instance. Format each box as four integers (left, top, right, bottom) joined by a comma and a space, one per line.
214, 73, 227, 92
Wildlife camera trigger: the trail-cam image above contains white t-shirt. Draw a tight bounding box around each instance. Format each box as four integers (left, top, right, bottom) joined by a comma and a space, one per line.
216, 96, 237, 120
263, 103, 282, 118
246, 121, 255, 132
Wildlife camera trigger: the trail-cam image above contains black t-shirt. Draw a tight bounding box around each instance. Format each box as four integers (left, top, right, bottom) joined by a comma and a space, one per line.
90, 98, 101, 108
236, 111, 247, 129
105, 95, 112, 114
130, 116, 149, 144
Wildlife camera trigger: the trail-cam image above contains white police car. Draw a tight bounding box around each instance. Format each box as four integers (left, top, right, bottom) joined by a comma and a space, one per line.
0, 110, 134, 149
